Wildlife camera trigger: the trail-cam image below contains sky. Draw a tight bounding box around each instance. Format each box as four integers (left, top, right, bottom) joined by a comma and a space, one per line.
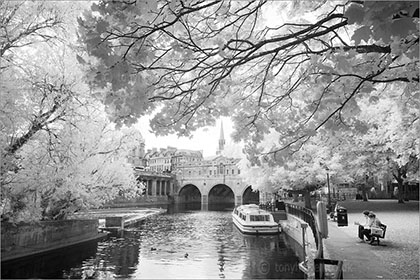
135, 116, 237, 158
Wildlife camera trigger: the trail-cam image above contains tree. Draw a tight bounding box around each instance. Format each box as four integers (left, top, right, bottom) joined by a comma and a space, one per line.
354, 89, 419, 203
78, 1, 419, 207
1, 1, 61, 177
0, 0, 62, 62
0, 0, 83, 179
388, 155, 419, 203
1, 1, 93, 161
2, 104, 141, 222
240, 79, 419, 205
240, 129, 346, 209
78, 0, 418, 150
315, 85, 419, 203
0, 1, 141, 222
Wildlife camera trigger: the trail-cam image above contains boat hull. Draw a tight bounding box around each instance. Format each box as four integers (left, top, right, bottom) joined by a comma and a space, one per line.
232, 214, 281, 235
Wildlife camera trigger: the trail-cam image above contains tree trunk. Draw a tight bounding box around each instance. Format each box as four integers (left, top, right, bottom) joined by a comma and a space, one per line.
403, 182, 409, 201
361, 184, 369, 201
394, 169, 405, 203
397, 180, 404, 203
362, 175, 369, 202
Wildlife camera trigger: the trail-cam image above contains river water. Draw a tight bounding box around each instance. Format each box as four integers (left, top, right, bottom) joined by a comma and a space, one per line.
2, 207, 304, 279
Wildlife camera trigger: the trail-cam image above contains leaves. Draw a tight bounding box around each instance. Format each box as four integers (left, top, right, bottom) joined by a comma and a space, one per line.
0, 1, 139, 223
351, 26, 372, 45
77, 1, 418, 151
390, 18, 417, 39
348, 1, 419, 45
345, 3, 365, 24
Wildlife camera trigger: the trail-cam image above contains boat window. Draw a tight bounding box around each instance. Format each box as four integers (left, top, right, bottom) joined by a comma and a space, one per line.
250, 215, 270, 221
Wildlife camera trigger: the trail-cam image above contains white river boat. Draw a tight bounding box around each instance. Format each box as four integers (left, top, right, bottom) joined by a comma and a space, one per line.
232, 204, 281, 235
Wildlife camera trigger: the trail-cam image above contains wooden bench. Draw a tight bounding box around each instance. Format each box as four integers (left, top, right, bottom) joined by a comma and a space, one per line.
370, 224, 387, 245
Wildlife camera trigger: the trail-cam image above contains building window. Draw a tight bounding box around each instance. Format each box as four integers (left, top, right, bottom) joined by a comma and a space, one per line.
238, 169, 240, 174
210, 170, 212, 175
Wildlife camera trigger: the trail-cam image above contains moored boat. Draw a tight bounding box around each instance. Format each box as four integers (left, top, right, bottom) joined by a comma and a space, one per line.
232, 204, 281, 234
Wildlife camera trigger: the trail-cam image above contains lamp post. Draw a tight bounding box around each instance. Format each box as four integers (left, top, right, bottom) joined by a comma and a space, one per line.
326, 167, 331, 210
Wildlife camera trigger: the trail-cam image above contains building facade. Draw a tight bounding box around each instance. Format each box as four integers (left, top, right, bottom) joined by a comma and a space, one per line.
130, 121, 234, 176
127, 142, 146, 167
142, 147, 203, 173
125, 121, 252, 208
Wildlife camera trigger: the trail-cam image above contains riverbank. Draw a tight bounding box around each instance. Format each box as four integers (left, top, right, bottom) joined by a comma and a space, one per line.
2, 207, 166, 263
1, 220, 107, 262
72, 207, 166, 230
294, 199, 419, 279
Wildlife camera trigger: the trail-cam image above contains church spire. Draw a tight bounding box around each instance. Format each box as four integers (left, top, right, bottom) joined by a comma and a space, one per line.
217, 120, 225, 155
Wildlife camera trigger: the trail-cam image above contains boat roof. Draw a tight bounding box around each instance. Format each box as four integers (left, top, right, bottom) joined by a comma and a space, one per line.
237, 204, 272, 215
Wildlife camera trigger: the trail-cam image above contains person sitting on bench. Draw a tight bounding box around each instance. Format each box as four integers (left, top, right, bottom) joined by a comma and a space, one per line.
366, 212, 383, 244
355, 210, 371, 241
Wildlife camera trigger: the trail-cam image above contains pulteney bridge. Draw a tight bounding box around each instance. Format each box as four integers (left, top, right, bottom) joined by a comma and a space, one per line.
175, 173, 259, 210
109, 169, 259, 209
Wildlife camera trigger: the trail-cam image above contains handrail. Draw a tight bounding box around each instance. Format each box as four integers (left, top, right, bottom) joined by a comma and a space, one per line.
284, 203, 325, 277
284, 203, 323, 254
284, 202, 346, 279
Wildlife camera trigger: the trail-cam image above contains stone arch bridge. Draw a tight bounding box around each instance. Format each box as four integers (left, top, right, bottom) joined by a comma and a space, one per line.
175, 174, 259, 210
110, 170, 259, 209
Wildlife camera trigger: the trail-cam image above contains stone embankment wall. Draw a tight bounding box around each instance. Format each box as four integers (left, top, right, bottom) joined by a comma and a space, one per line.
105, 195, 172, 208
1, 219, 103, 262
279, 213, 319, 279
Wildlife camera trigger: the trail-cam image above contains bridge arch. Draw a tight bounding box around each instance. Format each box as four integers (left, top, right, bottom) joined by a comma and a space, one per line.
178, 184, 201, 210
242, 185, 260, 205
208, 184, 235, 211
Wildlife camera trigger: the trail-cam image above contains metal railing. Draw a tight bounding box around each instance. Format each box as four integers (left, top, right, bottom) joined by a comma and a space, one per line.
285, 203, 320, 248
285, 202, 344, 279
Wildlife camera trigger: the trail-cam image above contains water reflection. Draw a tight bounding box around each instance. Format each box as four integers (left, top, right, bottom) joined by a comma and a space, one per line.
1, 239, 99, 279
240, 232, 303, 279
170, 202, 201, 212
1, 207, 304, 279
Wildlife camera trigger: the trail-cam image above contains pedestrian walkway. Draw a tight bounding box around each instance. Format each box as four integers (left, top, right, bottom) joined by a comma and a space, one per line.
320, 200, 419, 279
323, 219, 394, 279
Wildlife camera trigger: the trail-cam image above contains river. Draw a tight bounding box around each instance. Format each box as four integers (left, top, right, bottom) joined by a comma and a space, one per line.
2, 207, 304, 279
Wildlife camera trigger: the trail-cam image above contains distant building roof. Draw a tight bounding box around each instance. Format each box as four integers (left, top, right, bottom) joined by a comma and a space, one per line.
144, 147, 203, 159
